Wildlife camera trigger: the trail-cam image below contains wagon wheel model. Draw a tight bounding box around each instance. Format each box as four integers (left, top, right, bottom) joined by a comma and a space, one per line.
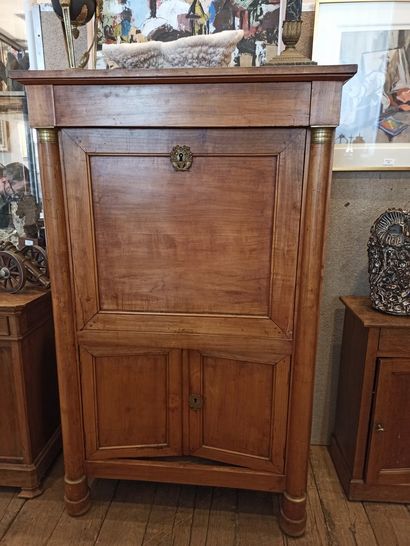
22, 245, 48, 284
0, 251, 26, 293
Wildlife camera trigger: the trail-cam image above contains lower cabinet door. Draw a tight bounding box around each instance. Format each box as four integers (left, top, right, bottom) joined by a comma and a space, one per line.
81, 347, 182, 459
186, 351, 290, 473
366, 358, 410, 486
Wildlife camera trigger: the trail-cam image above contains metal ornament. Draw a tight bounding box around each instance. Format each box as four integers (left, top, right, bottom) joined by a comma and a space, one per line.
51, 0, 99, 69
368, 208, 410, 316
0, 241, 50, 293
267, 20, 317, 66
170, 145, 193, 171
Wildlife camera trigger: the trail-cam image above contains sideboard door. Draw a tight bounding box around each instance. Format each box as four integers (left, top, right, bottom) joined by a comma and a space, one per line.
186, 350, 289, 473
80, 347, 182, 459
366, 359, 410, 486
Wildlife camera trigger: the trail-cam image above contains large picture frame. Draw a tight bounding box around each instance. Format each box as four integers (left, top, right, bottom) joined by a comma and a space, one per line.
313, 0, 410, 171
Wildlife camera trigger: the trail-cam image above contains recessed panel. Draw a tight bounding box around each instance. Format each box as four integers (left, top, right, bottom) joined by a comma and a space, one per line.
95, 354, 168, 448
202, 356, 273, 458
0, 346, 21, 459
91, 155, 276, 315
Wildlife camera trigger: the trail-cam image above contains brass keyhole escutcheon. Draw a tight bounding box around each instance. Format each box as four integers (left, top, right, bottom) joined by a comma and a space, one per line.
375, 423, 385, 432
170, 145, 193, 171
189, 393, 203, 410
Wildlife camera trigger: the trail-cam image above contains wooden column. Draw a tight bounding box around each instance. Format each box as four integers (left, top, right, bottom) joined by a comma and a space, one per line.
279, 126, 334, 537
37, 128, 90, 516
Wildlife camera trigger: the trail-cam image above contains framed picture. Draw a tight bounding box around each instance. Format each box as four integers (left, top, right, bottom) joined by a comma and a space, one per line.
313, 0, 410, 171
97, 0, 284, 68
0, 121, 10, 152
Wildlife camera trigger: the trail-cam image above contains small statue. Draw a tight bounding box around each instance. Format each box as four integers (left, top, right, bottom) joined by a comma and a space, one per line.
368, 209, 410, 315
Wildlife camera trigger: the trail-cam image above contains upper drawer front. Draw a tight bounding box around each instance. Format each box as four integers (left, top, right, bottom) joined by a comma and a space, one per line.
52, 82, 311, 128
379, 328, 410, 355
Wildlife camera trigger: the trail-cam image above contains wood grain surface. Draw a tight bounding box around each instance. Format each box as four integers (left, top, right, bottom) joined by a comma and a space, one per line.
2, 447, 409, 545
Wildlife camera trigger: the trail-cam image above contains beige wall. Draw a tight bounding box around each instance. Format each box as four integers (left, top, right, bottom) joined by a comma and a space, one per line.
312, 172, 410, 443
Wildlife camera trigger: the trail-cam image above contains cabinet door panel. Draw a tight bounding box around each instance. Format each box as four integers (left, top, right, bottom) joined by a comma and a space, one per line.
366, 359, 410, 485
81, 347, 182, 459
62, 128, 305, 338
187, 351, 289, 473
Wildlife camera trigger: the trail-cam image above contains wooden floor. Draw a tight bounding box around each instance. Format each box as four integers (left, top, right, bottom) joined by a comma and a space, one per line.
0, 447, 409, 545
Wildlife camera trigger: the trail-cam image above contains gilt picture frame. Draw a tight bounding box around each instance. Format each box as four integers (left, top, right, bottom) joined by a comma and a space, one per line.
313, 0, 410, 171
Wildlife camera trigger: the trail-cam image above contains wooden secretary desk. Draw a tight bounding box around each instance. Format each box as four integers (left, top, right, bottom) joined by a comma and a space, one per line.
14, 65, 354, 537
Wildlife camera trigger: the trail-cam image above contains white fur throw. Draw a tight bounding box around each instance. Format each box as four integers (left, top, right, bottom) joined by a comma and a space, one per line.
102, 30, 244, 69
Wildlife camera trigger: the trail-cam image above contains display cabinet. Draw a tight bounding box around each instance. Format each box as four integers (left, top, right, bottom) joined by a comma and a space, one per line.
330, 296, 410, 503
15, 65, 355, 537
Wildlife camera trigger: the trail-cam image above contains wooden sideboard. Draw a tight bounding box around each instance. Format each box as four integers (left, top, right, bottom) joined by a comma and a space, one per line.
0, 290, 60, 497
14, 65, 355, 537
330, 296, 410, 503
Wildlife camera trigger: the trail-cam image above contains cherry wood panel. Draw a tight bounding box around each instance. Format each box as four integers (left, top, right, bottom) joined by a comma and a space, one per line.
187, 351, 289, 473
85, 458, 285, 492
332, 308, 379, 480
63, 127, 304, 337
78, 329, 293, 361
91, 155, 275, 315
0, 345, 21, 462
81, 347, 182, 460
366, 359, 410, 486
54, 82, 311, 128
21, 320, 59, 461
60, 130, 99, 330
85, 314, 284, 339
310, 81, 344, 126
378, 329, 410, 356
24, 85, 55, 128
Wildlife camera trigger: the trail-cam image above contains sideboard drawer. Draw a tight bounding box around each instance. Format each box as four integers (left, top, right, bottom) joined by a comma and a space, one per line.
379, 328, 410, 355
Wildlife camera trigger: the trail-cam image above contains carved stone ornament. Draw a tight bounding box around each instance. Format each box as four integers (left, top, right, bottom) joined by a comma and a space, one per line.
170, 145, 193, 171
368, 208, 410, 315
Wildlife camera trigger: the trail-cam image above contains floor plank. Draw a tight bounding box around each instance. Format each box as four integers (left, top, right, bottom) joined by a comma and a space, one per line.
96, 481, 156, 546
47, 478, 117, 546
236, 490, 284, 546
0, 489, 25, 542
1, 459, 65, 546
188, 486, 213, 546
172, 485, 196, 546
142, 483, 180, 545
205, 488, 237, 546
364, 503, 410, 546
310, 447, 378, 546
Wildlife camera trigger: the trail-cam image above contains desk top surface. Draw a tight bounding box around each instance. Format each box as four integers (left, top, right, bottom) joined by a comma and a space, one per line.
11, 65, 357, 86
